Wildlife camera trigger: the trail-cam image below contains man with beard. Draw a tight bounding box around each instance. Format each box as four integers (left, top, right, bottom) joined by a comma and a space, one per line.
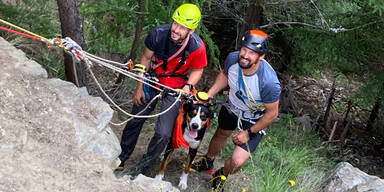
190, 29, 281, 190
116, 4, 207, 177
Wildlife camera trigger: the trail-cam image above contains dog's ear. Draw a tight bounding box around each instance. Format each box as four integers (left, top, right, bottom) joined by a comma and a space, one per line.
208, 110, 214, 119
183, 102, 192, 112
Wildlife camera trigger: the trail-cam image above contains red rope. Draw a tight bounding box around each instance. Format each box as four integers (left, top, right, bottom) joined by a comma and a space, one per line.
0, 26, 41, 41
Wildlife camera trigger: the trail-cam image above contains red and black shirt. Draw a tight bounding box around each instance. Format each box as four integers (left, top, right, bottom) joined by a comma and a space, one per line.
144, 24, 207, 88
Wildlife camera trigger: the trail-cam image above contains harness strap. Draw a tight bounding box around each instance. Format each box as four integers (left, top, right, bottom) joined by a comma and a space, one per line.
172, 104, 189, 148
151, 30, 191, 71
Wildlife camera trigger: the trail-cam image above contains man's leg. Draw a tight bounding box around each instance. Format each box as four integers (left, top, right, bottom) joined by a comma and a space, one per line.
222, 146, 250, 175
134, 94, 181, 175
206, 128, 233, 159
210, 146, 250, 191
118, 88, 159, 165
223, 130, 263, 175
211, 130, 263, 190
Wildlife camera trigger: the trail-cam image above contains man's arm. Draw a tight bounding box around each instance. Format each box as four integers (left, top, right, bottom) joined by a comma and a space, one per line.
133, 47, 154, 106
182, 68, 204, 94
207, 71, 229, 98
139, 47, 154, 77
233, 100, 279, 145
249, 100, 279, 133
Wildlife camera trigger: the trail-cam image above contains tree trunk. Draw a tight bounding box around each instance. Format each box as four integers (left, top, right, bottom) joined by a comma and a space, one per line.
57, 0, 87, 88
236, 3, 263, 49
366, 96, 381, 131
114, 0, 145, 86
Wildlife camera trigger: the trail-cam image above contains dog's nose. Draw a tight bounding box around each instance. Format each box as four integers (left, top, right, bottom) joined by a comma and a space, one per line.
191, 123, 199, 130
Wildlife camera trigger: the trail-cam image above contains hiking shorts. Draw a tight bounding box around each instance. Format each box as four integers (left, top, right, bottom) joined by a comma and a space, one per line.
218, 106, 263, 153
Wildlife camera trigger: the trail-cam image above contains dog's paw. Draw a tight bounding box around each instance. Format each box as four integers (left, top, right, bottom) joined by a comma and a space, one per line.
154, 174, 164, 181
178, 172, 189, 190
178, 180, 188, 190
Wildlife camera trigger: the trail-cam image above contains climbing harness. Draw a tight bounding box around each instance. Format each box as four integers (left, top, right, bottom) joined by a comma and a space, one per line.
237, 67, 265, 114
0, 18, 190, 124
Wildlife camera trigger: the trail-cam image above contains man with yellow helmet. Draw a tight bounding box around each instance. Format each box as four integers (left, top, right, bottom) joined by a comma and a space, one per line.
117, 4, 208, 179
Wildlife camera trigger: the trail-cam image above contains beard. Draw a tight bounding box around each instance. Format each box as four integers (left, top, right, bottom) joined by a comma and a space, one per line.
170, 30, 188, 44
238, 56, 253, 69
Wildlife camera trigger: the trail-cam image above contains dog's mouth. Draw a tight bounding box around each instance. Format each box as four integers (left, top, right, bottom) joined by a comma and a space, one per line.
189, 129, 198, 138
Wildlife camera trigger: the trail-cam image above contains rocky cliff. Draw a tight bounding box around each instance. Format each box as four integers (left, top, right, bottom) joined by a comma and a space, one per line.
0, 37, 178, 192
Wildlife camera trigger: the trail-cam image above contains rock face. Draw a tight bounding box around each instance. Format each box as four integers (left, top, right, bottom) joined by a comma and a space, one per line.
0, 37, 179, 192
323, 162, 384, 192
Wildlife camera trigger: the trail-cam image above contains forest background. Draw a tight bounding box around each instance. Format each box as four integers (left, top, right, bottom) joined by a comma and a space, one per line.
0, 0, 383, 191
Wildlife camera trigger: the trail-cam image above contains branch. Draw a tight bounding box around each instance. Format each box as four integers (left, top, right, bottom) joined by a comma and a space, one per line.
260, 20, 382, 33
211, 0, 246, 24
329, 21, 379, 33
266, 0, 306, 5
259, 21, 322, 29
310, 0, 330, 29
89, 2, 148, 15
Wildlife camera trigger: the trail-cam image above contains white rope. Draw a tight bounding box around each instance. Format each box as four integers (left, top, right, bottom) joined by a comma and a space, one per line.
82, 54, 183, 120
83, 51, 130, 67
109, 94, 161, 126
87, 56, 163, 92
84, 52, 181, 93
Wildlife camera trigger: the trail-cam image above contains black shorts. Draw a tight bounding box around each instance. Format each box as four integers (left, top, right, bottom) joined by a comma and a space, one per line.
218, 106, 263, 153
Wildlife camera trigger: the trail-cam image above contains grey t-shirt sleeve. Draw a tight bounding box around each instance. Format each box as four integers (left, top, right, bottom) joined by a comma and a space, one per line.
223, 51, 239, 74
261, 81, 281, 103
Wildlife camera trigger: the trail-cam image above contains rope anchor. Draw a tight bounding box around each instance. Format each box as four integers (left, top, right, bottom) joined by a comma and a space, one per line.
0, 17, 197, 123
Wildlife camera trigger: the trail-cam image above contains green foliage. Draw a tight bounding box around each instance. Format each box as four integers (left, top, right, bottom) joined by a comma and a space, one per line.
40, 52, 66, 79
0, 0, 62, 79
368, 0, 384, 16
197, 23, 220, 68
350, 71, 384, 108
262, 0, 384, 111
81, 0, 137, 56
0, 0, 59, 37
332, 101, 347, 113
266, 0, 384, 76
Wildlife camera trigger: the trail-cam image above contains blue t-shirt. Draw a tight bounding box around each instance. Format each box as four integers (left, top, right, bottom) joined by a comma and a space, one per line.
223, 51, 281, 119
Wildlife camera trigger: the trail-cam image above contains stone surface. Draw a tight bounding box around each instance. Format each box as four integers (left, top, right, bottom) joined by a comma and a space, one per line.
323, 162, 384, 192
0, 37, 178, 192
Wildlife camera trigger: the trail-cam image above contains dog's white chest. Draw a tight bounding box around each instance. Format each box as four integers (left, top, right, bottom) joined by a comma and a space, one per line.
183, 132, 200, 149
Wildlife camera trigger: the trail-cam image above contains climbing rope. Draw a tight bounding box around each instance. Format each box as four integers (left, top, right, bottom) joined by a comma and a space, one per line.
0, 18, 187, 122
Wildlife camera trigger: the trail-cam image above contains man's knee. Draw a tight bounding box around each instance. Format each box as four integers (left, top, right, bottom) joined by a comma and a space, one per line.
229, 147, 250, 169
230, 155, 247, 169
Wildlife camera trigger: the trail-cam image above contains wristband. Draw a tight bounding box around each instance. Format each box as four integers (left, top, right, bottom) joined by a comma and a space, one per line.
247, 129, 256, 138
184, 83, 194, 92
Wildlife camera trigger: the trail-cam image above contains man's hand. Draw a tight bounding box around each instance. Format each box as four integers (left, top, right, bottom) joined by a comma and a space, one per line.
182, 84, 192, 95
232, 130, 250, 145
132, 87, 146, 106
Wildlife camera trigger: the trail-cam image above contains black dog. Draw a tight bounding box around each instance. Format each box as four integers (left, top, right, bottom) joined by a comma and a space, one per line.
155, 101, 214, 190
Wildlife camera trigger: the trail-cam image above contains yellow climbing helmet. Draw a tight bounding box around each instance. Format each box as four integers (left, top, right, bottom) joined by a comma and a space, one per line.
172, 4, 201, 29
